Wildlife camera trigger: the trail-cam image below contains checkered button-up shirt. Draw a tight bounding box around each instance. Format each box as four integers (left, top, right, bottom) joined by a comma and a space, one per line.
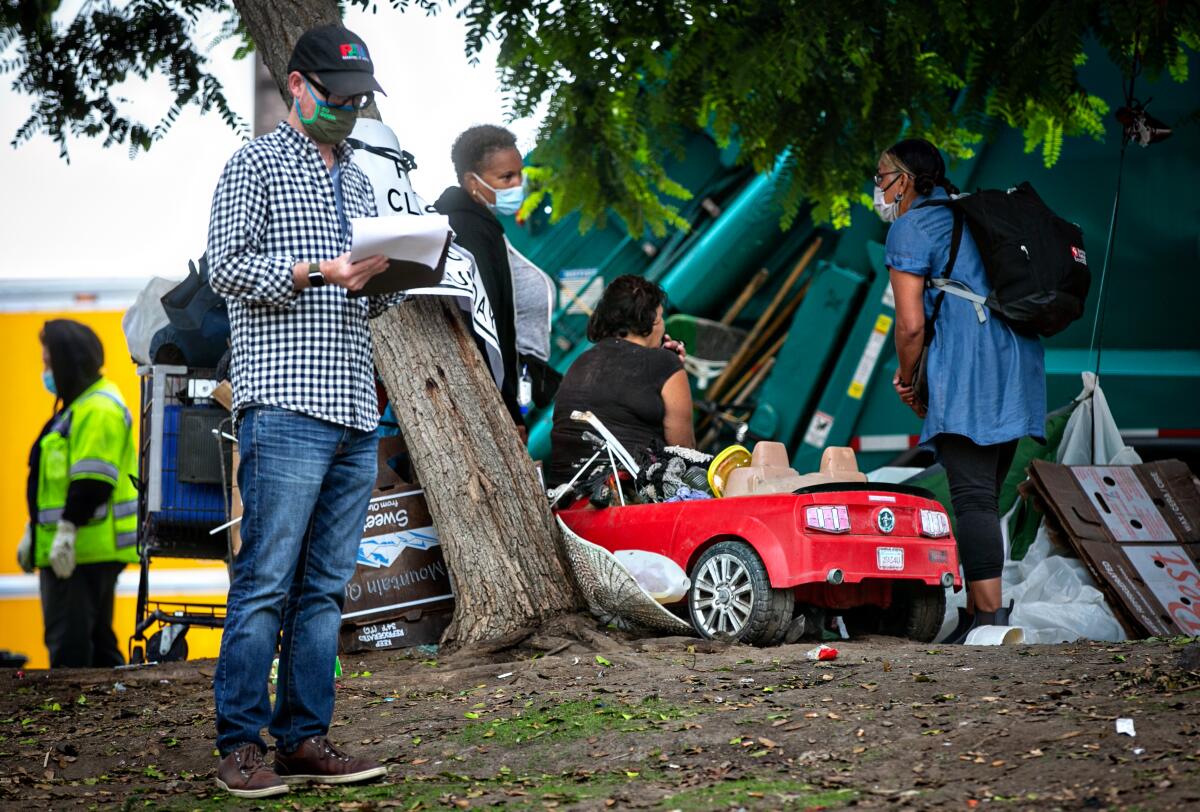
208, 122, 402, 432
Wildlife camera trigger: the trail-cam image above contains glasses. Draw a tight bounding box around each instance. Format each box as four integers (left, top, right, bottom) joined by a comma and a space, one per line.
306, 75, 374, 111
873, 170, 901, 187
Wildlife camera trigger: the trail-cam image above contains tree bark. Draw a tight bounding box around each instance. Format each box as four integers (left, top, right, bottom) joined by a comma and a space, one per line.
231, 1, 583, 646
372, 299, 579, 645
232, 0, 340, 101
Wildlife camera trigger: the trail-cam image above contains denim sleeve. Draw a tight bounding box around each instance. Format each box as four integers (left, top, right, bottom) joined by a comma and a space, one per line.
885, 214, 932, 276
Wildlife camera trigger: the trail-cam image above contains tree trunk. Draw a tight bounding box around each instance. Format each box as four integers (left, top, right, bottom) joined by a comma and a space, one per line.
372, 299, 580, 645
232, 0, 340, 101
232, 0, 583, 646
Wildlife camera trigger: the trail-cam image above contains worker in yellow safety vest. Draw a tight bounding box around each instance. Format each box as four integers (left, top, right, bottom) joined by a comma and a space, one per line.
16, 320, 139, 668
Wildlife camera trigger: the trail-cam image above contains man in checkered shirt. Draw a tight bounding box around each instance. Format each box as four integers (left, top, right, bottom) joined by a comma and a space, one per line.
206, 24, 399, 799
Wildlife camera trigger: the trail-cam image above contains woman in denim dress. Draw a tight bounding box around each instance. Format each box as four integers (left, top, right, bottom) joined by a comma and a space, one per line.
876, 139, 1045, 643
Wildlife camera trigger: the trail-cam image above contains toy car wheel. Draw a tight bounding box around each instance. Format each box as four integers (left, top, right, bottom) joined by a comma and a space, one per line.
883, 582, 946, 643
688, 541, 794, 645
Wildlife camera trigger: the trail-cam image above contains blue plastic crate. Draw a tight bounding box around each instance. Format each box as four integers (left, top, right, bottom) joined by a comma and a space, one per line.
152, 404, 226, 526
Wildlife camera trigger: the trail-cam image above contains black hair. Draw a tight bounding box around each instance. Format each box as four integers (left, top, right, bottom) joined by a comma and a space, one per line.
41, 319, 104, 406
885, 138, 960, 196
450, 125, 518, 183
586, 275, 666, 342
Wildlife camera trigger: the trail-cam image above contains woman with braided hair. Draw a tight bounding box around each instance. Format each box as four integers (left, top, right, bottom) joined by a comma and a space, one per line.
876, 138, 1045, 643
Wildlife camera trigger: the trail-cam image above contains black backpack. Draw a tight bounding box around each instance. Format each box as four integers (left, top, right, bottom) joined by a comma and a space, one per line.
919, 181, 1091, 338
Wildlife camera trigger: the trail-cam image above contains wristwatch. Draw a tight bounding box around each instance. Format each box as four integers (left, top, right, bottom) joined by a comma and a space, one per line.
307, 261, 326, 288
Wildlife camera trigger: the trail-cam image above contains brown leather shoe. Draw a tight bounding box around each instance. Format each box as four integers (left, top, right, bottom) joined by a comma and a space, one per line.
274, 736, 388, 785
215, 743, 288, 798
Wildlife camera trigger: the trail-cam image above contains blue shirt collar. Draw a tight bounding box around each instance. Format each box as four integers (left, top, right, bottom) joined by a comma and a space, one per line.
905, 184, 948, 213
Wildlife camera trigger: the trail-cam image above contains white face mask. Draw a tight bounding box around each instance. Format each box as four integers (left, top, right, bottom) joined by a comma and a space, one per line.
873, 183, 902, 223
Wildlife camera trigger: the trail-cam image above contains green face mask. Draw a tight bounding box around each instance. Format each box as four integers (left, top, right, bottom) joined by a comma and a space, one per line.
296, 79, 358, 145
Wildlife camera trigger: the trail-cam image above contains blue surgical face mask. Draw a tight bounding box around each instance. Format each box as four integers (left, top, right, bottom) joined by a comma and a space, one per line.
471, 172, 525, 216
42, 370, 57, 396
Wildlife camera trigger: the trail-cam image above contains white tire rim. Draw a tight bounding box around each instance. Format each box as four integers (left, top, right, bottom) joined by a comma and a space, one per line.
692, 553, 755, 637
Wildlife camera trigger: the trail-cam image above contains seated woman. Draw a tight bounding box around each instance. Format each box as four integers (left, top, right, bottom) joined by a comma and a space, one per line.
546, 275, 695, 490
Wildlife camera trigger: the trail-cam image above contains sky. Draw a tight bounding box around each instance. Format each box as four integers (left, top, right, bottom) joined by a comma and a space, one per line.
0, 4, 541, 282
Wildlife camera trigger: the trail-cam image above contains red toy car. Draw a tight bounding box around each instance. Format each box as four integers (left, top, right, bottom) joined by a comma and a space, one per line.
555, 434, 960, 645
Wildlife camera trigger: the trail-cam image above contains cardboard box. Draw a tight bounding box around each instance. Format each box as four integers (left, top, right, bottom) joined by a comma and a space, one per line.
338, 606, 453, 652
1029, 459, 1200, 638
339, 436, 455, 652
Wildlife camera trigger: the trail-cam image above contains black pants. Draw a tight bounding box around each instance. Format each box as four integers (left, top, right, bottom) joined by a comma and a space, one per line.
936, 434, 1019, 583
39, 562, 126, 669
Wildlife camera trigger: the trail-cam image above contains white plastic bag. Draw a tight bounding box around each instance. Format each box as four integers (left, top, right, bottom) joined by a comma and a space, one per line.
613, 550, 690, 604
122, 277, 176, 364
1004, 526, 1126, 643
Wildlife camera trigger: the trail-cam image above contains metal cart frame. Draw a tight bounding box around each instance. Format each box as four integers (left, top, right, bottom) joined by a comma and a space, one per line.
129, 365, 233, 664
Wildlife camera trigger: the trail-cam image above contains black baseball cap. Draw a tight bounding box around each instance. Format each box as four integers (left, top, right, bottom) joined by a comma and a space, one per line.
287, 24, 385, 98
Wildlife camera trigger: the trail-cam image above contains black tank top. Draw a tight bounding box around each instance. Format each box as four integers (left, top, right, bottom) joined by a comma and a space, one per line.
546, 338, 683, 488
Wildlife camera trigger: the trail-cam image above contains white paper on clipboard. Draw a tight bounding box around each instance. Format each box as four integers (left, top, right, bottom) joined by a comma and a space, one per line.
348, 214, 452, 295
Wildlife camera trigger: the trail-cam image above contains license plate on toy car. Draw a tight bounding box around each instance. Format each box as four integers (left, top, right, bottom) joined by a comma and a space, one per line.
876, 547, 905, 571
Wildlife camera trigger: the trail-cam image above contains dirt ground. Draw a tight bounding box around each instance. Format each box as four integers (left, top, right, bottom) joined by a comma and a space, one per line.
1, 631, 1198, 811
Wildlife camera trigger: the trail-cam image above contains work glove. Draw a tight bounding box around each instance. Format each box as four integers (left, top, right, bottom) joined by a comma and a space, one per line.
16, 525, 34, 574
49, 520, 77, 579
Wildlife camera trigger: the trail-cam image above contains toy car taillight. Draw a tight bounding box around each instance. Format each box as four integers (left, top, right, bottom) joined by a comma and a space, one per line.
806, 505, 850, 534
920, 509, 950, 537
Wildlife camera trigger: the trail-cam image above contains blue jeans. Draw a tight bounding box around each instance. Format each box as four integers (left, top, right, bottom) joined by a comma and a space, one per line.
215, 406, 377, 755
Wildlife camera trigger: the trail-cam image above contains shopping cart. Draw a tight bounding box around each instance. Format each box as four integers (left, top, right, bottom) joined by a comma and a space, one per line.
129, 365, 234, 664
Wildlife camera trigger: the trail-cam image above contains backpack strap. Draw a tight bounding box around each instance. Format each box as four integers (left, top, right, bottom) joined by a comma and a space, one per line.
912, 201, 986, 325
931, 278, 988, 323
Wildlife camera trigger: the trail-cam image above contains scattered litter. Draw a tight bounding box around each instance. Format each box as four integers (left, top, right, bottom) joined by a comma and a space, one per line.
415, 644, 439, 656
497, 672, 514, 680
1116, 718, 1136, 737
739, 677, 755, 686
958, 667, 975, 672
113, 682, 126, 692
1133, 747, 1145, 755
806, 645, 839, 662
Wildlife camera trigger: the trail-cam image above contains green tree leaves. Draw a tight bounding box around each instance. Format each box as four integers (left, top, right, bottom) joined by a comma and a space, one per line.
2, 0, 248, 160
2, 0, 1195, 229
449, 0, 1195, 232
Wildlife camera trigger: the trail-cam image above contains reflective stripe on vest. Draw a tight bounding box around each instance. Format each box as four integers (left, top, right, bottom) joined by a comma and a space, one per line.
70, 458, 120, 480
50, 410, 73, 438
37, 507, 63, 524
113, 499, 138, 519
116, 531, 138, 549
87, 390, 133, 428
36, 501, 109, 525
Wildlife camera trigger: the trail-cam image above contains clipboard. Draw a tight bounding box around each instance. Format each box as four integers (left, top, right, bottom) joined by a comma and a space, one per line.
348, 232, 452, 298
347, 214, 453, 298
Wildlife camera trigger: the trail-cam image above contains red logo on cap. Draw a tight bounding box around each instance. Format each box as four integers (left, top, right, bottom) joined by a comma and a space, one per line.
340, 43, 367, 61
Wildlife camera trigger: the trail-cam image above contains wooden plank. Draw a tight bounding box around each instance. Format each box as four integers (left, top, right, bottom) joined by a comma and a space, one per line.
704, 237, 822, 402
720, 268, 770, 325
